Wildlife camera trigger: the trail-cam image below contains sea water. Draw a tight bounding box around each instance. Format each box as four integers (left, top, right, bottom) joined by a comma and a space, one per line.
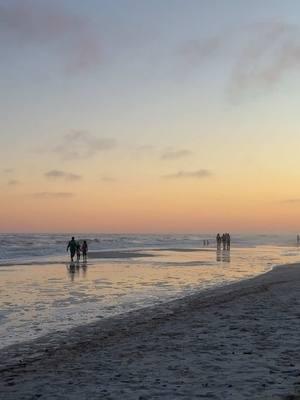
0, 233, 298, 264
0, 233, 300, 349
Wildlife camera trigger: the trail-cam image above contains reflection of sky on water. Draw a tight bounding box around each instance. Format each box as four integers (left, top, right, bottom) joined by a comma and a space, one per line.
1, 245, 300, 349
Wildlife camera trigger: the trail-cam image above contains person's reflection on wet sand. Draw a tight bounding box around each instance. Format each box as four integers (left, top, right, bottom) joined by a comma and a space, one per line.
66, 262, 76, 281
216, 249, 231, 263
81, 261, 88, 278
75, 262, 81, 280
222, 250, 231, 263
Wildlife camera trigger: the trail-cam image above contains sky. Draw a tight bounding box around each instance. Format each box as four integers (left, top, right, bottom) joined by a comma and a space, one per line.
1, 0, 300, 233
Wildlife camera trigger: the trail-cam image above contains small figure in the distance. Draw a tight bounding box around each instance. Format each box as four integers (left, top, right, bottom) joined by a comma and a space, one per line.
67, 236, 77, 262
221, 233, 226, 250
226, 233, 231, 250
297, 234, 300, 246
216, 233, 221, 249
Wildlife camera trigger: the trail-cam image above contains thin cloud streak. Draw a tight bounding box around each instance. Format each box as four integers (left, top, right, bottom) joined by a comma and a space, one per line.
33, 192, 75, 199
280, 198, 300, 204
45, 170, 82, 181
161, 149, 192, 160
137, 145, 156, 152
163, 169, 213, 180
53, 130, 116, 160
101, 176, 117, 183
7, 179, 20, 186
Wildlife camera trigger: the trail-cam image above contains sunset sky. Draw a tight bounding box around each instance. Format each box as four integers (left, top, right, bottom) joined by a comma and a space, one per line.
1, 0, 300, 233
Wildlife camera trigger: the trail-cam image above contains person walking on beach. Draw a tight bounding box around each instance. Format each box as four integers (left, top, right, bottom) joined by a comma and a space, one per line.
67, 236, 77, 262
82, 240, 88, 261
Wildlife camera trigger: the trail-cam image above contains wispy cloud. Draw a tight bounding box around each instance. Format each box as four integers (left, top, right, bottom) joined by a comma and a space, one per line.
137, 145, 156, 152
33, 192, 74, 199
53, 130, 116, 160
180, 36, 224, 65
3, 168, 14, 174
133, 145, 157, 160
163, 169, 213, 180
45, 170, 82, 181
161, 149, 192, 160
181, 20, 300, 98
8, 179, 20, 186
280, 198, 300, 204
230, 21, 300, 97
100, 176, 117, 183
0, 0, 102, 73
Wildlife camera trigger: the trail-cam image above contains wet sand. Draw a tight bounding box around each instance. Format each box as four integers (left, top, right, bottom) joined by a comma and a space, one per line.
88, 250, 156, 259
1, 263, 300, 399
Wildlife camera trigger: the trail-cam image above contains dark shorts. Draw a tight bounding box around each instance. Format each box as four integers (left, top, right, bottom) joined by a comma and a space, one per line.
70, 249, 76, 257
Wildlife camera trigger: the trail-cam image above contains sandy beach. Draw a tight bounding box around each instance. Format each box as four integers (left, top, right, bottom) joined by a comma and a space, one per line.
1, 263, 300, 399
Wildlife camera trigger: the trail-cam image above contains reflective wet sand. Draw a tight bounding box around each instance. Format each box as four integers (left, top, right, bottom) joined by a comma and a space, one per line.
1, 245, 300, 348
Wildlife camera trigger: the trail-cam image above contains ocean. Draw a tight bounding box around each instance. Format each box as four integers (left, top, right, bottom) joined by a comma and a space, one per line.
0, 232, 298, 265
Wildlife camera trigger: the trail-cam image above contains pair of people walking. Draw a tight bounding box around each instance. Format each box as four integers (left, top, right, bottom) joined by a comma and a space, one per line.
216, 233, 231, 250
67, 237, 88, 262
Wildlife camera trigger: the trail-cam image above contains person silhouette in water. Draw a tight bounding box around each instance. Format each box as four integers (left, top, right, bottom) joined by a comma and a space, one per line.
76, 241, 81, 262
82, 240, 88, 261
67, 236, 77, 262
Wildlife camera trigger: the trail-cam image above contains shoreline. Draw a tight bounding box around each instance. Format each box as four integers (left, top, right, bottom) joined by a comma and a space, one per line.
0, 247, 213, 267
1, 245, 282, 351
0, 258, 276, 358
2, 262, 300, 398
0, 243, 293, 268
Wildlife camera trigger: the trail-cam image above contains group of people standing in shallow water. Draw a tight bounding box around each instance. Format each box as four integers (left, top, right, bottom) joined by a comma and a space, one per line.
216, 233, 231, 250
67, 237, 88, 262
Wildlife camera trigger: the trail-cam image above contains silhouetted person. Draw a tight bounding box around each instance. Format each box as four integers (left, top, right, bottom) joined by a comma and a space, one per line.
216, 233, 221, 249
297, 234, 300, 245
76, 242, 81, 262
67, 236, 77, 262
226, 233, 231, 250
221, 233, 226, 250
82, 240, 88, 261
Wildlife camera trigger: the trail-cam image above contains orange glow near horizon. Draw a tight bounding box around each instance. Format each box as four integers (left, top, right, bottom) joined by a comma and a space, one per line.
2, 169, 300, 233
